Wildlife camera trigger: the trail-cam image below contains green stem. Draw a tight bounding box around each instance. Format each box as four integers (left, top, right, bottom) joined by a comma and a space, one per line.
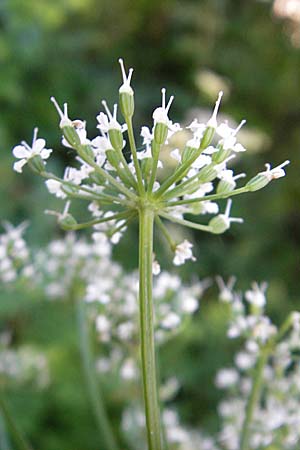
0, 412, 11, 450
239, 348, 269, 450
159, 211, 212, 233
163, 187, 248, 207
68, 210, 133, 230
154, 216, 176, 250
148, 141, 161, 193
77, 300, 119, 450
138, 207, 164, 450
126, 119, 145, 195
0, 396, 33, 450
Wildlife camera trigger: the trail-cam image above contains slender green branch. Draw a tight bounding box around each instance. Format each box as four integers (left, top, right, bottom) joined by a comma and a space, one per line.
154, 216, 176, 250
0, 412, 11, 450
79, 153, 138, 201
126, 119, 145, 194
239, 348, 269, 450
159, 211, 212, 233
161, 171, 204, 200
68, 210, 133, 230
116, 148, 138, 189
107, 212, 137, 239
148, 141, 162, 193
77, 300, 119, 450
41, 171, 131, 207
138, 207, 164, 450
163, 187, 248, 207
0, 396, 33, 450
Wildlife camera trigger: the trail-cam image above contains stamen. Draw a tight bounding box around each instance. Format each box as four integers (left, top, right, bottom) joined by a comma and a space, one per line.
63, 201, 71, 216
50, 97, 65, 119
161, 88, 166, 109
264, 163, 271, 171
113, 103, 118, 120
233, 119, 246, 136
225, 198, 232, 217
118, 58, 127, 83
234, 173, 246, 180
21, 140, 31, 151
102, 100, 113, 120
277, 160, 290, 169
127, 68, 133, 84
166, 95, 174, 114
212, 91, 223, 121
32, 127, 38, 144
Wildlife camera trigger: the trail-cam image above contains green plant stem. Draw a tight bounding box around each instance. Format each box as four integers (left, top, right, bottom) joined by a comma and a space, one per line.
77, 300, 119, 450
126, 118, 145, 195
68, 210, 133, 230
159, 211, 212, 233
239, 348, 269, 450
138, 207, 164, 450
163, 187, 248, 207
148, 141, 161, 193
0, 412, 11, 450
0, 396, 33, 450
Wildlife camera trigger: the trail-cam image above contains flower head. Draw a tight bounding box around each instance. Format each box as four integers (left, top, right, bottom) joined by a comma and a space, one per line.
12, 128, 52, 173
173, 240, 196, 266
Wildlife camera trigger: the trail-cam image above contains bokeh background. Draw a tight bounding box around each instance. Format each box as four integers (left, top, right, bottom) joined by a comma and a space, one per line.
1, 0, 300, 449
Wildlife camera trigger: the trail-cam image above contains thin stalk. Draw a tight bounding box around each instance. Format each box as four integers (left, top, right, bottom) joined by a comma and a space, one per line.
148, 141, 161, 193
159, 211, 212, 233
163, 187, 248, 207
154, 216, 176, 250
79, 154, 138, 201
116, 148, 138, 189
0, 396, 33, 450
239, 348, 269, 450
0, 412, 11, 450
77, 300, 119, 450
138, 207, 164, 450
126, 118, 145, 194
67, 210, 133, 231
41, 172, 131, 207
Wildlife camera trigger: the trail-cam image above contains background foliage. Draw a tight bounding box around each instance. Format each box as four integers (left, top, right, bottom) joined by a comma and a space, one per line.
1, 0, 299, 448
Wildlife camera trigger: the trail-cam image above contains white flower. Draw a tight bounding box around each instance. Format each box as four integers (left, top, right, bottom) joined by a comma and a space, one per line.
215, 368, 239, 389
173, 240, 196, 266
206, 91, 223, 128
161, 312, 181, 329
216, 276, 236, 303
45, 179, 66, 199
118, 58, 134, 95
245, 282, 267, 308
260, 160, 290, 181
12, 128, 52, 173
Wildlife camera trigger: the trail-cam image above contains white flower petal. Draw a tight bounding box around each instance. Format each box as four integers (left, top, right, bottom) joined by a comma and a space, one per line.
13, 159, 27, 173
12, 145, 30, 159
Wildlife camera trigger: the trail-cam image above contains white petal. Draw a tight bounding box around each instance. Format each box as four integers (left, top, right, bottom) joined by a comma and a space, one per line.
12, 145, 30, 159
13, 159, 27, 173
40, 149, 52, 159
33, 138, 46, 153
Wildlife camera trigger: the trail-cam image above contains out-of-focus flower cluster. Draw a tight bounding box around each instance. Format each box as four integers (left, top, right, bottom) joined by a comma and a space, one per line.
0, 331, 49, 388
215, 278, 300, 450
0, 224, 206, 385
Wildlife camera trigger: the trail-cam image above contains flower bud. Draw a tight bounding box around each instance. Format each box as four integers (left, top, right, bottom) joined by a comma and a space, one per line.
209, 215, 230, 234
154, 122, 168, 145
246, 174, 269, 192
199, 126, 215, 150
106, 149, 121, 169
216, 178, 235, 195
119, 59, 134, 118
62, 126, 81, 148
182, 145, 197, 163
28, 155, 45, 174
212, 146, 231, 164
108, 128, 123, 152
198, 164, 218, 182
58, 213, 77, 230
78, 144, 95, 161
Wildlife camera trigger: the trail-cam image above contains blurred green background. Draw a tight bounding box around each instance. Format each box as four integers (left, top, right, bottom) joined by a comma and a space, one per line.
1, 0, 300, 449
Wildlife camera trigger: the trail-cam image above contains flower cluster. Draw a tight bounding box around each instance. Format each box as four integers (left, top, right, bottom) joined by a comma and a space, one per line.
215, 279, 300, 450
0, 224, 207, 383
0, 330, 49, 388
11, 59, 289, 267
